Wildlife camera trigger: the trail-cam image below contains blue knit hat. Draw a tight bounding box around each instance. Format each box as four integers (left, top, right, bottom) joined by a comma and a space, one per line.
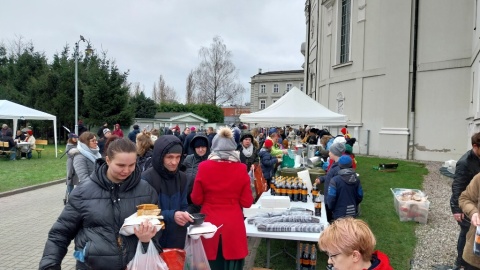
338, 155, 353, 169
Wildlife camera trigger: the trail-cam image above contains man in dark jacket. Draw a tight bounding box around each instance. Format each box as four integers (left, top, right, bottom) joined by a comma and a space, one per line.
206, 127, 216, 146
450, 132, 480, 270
128, 124, 140, 143
326, 155, 363, 220
183, 126, 197, 156
142, 135, 193, 249
178, 127, 190, 145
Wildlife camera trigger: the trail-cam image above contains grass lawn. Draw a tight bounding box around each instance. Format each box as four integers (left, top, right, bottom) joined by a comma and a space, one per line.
254, 155, 428, 269
0, 144, 67, 192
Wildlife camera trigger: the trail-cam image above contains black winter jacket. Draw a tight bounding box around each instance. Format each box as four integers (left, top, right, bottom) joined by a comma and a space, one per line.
142, 135, 189, 249
39, 159, 160, 270
451, 149, 480, 221
237, 144, 259, 172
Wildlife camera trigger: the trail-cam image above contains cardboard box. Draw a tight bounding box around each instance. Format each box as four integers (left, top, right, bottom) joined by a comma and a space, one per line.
391, 188, 430, 224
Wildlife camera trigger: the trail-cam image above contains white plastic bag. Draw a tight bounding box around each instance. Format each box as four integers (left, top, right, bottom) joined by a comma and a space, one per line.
126, 240, 168, 270
184, 236, 210, 270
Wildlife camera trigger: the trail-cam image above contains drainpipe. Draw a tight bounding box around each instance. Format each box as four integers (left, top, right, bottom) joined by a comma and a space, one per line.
408, 0, 419, 160
305, 0, 311, 95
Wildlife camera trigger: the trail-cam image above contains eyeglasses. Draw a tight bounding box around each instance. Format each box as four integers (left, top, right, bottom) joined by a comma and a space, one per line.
327, 252, 341, 260
89, 139, 98, 143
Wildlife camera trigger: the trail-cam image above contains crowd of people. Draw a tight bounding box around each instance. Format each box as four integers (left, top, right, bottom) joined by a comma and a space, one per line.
0, 123, 36, 160
36, 122, 393, 270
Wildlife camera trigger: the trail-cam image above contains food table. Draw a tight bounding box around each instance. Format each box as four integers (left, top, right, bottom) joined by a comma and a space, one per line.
244, 191, 328, 269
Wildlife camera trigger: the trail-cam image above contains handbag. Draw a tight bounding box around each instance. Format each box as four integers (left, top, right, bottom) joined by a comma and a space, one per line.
253, 164, 267, 199
126, 240, 168, 270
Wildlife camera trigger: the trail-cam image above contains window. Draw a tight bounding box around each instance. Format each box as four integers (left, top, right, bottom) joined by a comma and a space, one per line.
272, 99, 278, 103
260, 99, 266, 110
300, 83, 304, 91
273, 84, 279, 93
286, 83, 292, 92
339, 0, 351, 64
260, 84, 266, 94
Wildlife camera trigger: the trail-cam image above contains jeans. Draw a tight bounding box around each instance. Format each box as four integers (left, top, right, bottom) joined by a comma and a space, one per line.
457, 222, 470, 267
9, 147, 16, 160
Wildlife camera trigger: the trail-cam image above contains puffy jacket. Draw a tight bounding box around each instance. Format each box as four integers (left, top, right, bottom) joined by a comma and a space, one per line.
369, 251, 394, 270
326, 168, 363, 219
183, 134, 210, 213
71, 148, 96, 182
450, 149, 480, 224
142, 135, 189, 249
128, 128, 140, 143
39, 159, 160, 270
137, 148, 153, 172
258, 148, 278, 179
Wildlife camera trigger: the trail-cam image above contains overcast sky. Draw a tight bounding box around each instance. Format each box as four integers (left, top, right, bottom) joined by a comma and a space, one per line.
1, 0, 306, 104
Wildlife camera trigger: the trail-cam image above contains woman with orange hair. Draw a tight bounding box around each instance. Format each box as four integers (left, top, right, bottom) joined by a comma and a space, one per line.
318, 217, 393, 270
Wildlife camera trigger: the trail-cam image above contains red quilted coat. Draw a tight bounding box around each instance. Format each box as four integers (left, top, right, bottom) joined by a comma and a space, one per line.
191, 160, 253, 260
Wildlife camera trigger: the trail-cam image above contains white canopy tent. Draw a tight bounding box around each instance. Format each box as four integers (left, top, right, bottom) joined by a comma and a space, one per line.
0, 100, 58, 157
240, 87, 347, 126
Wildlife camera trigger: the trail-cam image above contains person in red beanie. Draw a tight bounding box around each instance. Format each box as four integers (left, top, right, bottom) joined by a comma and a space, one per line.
340, 126, 351, 139
319, 217, 393, 270
258, 139, 282, 189
22, 130, 36, 159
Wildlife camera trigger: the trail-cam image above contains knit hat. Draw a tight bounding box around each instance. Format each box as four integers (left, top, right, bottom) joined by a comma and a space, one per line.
103, 128, 111, 135
240, 134, 254, 142
264, 139, 273, 148
167, 144, 183, 154
26, 130, 33, 136
190, 126, 196, 132
329, 142, 345, 157
211, 127, 237, 151
68, 133, 78, 139
2, 124, 7, 129
338, 155, 353, 169
192, 137, 209, 148
345, 144, 353, 154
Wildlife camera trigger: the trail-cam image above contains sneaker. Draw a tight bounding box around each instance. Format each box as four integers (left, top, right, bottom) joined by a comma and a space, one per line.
21, 157, 26, 159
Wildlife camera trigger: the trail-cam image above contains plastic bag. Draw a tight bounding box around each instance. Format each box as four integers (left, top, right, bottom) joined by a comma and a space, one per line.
126, 240, 168, 270
160, 248, 186, 270
184, 236, 210, 270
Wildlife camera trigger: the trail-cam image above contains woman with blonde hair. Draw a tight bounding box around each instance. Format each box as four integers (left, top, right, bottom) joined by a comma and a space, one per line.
72, 132, 102, 182
136, 131, 154, 172
318, 217, 392, 270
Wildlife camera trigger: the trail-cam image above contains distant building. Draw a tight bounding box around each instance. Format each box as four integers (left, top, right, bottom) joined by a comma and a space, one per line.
133, 112, 207, 132
249, 69, 304, 113
222, 106, 250, 125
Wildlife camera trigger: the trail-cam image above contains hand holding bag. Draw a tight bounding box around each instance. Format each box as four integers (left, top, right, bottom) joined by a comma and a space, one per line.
126, 240, 168, 270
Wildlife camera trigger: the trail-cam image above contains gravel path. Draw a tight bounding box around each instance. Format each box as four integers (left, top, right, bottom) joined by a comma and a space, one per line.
411, 161, 458, 270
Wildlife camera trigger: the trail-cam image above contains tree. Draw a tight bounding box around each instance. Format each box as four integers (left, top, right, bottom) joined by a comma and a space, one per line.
152, 75, 178, 103
193, 36, 246, 105
185, 70, 196, 104
130, 91, 157, 118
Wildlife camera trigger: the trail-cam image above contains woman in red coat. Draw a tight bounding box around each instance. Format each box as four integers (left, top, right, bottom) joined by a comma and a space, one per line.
191, 127, 253, 270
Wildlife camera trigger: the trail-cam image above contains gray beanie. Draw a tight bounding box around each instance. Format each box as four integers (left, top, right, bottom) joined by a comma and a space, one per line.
329, 142, 346, 157
211, 127, 237, 151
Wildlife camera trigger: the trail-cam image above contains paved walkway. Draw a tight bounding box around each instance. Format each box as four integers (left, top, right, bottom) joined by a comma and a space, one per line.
0, 183, 76, 270
0, 183, 261, 270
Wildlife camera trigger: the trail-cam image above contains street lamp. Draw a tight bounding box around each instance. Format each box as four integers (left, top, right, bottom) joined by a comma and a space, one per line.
74, 35, 93, 135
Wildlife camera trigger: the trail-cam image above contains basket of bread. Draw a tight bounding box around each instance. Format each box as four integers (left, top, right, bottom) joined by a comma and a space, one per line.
120, 204, 165, 236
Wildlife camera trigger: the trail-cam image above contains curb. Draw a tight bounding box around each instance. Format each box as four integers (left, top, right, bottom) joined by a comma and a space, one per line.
0, 178, 65, 198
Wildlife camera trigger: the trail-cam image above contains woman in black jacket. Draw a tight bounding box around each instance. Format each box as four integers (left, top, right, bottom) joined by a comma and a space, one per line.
39, 139, 161, 270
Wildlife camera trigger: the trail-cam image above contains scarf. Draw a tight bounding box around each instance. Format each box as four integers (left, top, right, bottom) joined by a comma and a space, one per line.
77, 141, 102, 163
208, 150, 240, 163
241, 144, 254, 158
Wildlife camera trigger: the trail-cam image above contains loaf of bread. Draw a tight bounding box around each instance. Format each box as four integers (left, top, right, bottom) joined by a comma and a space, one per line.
137, 204, 161, 216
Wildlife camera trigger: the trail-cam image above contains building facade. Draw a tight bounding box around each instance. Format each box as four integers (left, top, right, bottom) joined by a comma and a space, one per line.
250, 69, 305, 113
304, 0, 477, 161
222, 106, 250, 125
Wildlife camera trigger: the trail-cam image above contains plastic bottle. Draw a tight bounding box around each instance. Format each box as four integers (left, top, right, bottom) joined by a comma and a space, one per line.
475, 225, 480, 256
309, 244, 317, 269
270, 177, 276, 195
314, 196, 322, 217
286, 181, 292, 201
302, 183, 308, 203
312, 183, 318, 203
